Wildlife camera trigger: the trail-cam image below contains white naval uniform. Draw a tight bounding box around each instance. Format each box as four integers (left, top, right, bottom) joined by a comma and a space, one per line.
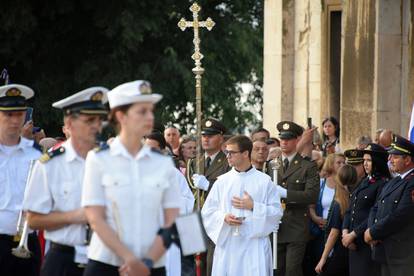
81, 137, 182, 268
0, 137, 41, 235
201, 167, 283, 276
23, 139, 87, 246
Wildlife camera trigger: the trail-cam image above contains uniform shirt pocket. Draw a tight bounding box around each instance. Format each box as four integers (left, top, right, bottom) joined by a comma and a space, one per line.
0, 172, 11, 209
101, 174, 132, 204
141, 177, 166, 208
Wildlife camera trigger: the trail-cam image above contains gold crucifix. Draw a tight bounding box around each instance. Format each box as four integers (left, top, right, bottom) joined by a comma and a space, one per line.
178, 2, 215, 211
178, 3, 215, 75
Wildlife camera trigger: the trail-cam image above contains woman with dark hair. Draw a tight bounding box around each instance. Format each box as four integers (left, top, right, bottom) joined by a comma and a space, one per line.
341, 143, 390, 276
321, 117, 340, 157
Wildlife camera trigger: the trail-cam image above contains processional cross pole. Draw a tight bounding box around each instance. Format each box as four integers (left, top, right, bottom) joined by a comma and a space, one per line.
178, 2, 215, 210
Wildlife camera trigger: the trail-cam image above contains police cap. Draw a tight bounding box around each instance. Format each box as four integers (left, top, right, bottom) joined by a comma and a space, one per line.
388, 134, 414, 157
344, 149, 364, 165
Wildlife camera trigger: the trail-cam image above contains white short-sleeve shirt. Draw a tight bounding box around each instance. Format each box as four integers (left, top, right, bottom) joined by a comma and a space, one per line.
23, 139, 87, 246
82, 137, 182, 267
0, 137, 41, 235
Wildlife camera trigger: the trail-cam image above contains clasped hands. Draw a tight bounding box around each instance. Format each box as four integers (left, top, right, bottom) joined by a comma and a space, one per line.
224, 191, 253, 226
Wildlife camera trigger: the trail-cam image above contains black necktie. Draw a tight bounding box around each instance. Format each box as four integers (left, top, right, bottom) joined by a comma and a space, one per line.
205, 157, 211, 170
283, 158, 289, 171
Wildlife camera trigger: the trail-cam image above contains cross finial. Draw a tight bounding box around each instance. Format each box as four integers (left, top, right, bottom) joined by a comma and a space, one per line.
178, 2, 215, 75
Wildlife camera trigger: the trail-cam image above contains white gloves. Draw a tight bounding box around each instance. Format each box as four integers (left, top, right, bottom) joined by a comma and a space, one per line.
192, 174, 210, 191
276, 185, 287, 198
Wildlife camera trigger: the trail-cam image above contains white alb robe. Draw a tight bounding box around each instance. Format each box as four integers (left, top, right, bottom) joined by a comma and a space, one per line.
166, 169, 195, 276
201, 167, 283, 276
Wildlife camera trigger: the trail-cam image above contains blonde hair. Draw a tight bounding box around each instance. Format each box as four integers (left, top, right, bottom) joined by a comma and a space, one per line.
322, 153, 344, 176
335, 164, 357, 218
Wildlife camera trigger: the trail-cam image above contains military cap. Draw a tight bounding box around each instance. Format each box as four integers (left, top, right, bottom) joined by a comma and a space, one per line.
344, 149, 364, 165
108, 80, 162, 109
52, 87, 109, 116
0, 84, 34, 111
201, 118, 227, 135
362, 143, 388, 161
388, 134, 414, 156
277, 121, 304, 139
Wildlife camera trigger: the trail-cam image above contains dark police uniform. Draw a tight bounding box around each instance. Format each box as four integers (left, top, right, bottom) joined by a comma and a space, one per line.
367, 135, 414, 276
0, 84, 42, 276
275, 121, 320, 276
191, 118, 230, 276
342, 144, 389, 276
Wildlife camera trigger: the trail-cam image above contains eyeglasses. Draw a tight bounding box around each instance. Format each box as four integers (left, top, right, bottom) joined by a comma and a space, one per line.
224, 150, 241, 156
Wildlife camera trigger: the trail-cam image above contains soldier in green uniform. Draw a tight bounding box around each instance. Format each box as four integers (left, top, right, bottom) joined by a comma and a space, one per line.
191, 118, 230, 276
274, 121, 320, 276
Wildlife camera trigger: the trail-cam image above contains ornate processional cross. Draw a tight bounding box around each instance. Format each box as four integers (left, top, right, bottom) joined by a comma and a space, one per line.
178, 3, 215, 210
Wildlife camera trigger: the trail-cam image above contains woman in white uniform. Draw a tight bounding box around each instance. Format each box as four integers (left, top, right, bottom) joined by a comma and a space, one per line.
82, 80, 182, 276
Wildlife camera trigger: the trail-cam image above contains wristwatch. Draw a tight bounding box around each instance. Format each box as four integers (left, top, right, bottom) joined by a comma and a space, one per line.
142, 258, 154, 270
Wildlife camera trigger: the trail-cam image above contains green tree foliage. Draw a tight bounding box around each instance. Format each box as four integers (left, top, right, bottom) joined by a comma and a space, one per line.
0, 0, 263, 135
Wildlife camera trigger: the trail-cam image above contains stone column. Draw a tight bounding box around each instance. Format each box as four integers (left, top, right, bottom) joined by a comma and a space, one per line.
340, 0, 376, 149
263, 0, 321, 133
372, 0, 413, 139
263, 0, 283, 135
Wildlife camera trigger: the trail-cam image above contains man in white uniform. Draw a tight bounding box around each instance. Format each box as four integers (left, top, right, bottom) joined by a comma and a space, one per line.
202, 135, 283, 276
0, 84, 42, 276
23, 87, 108, 276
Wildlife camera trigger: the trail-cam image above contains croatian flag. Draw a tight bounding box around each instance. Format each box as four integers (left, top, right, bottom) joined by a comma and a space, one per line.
409, 102, 414, 142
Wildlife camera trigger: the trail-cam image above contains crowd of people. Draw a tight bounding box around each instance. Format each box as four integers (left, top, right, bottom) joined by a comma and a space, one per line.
0, 81, 414, 276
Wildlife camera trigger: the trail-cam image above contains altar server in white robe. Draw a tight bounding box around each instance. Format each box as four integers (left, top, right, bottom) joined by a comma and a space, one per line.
202, 135, 283, 276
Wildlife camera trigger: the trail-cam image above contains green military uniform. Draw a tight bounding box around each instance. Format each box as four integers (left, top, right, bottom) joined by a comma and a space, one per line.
275, 121, 320, 276
191, 118, 230, 276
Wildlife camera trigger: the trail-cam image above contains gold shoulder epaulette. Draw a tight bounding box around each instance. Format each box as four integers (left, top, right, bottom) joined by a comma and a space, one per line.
39, 146, 65, 163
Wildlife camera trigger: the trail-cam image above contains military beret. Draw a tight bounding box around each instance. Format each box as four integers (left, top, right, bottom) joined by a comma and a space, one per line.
201, 118, 227, 135
388, 134, 414, 156
277, 121, 304, 139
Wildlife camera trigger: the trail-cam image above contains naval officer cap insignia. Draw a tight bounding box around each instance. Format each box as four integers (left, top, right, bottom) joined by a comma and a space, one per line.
388, 134, 414, 156
108, 80, 162, 109
277, 121, 304, 140
201, 118, 227, 135
0, 84, 34, 111
52, 87, 109, 116
344, 149, 364, 165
